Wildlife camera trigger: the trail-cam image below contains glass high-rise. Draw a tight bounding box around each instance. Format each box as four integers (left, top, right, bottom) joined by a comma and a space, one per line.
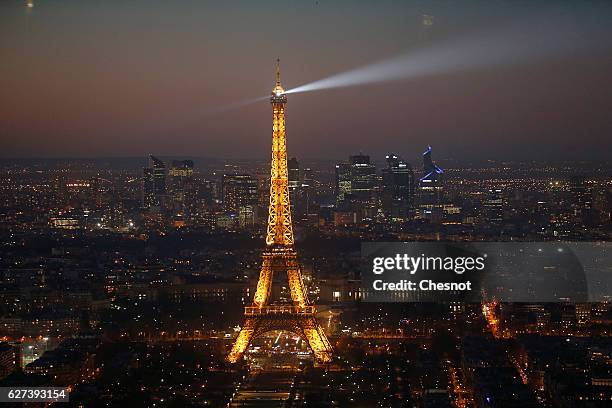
382, 153, 415, 221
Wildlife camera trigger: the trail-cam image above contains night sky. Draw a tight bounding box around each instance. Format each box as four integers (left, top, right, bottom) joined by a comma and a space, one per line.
1, 0, 612, 161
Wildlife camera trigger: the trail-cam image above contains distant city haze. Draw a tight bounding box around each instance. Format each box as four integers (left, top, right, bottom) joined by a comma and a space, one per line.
1, 0, 612, 160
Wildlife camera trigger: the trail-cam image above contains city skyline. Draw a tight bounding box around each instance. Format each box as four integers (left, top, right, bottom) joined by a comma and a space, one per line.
1, 147, 610, 406
2, 2, 612, 406
2, 1, 612, 160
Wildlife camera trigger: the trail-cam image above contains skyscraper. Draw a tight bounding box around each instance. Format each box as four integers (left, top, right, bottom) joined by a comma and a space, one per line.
334, 162, 352, 204
418, 146, 444, 222
483, 188, 504, 225
349, 154, 377, 204
142, 168, 155, 208
287, 157, 309, 220
169, 160, 194, 205
382, 153, 415, 221
142, 155, 166, 208
151, 156, 166, 195
288, 157, 300, 192
222, 174, 258, 213
334, 154, 377, 205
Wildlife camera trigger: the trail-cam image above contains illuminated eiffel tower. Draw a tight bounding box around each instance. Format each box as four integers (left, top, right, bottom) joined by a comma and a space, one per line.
227, 60, 333, 364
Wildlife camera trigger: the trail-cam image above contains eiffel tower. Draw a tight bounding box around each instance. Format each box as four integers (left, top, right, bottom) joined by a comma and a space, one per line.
227, 60, 333, 364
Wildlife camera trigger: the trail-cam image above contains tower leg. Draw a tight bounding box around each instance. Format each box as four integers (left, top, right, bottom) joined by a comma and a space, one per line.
253, 256, 273, 307
301, 317, 333, 363
287, 266, 307, 307
227, 318, 256, 363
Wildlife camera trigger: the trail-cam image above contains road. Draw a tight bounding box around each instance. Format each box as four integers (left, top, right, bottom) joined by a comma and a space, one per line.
229, 368, 301, 408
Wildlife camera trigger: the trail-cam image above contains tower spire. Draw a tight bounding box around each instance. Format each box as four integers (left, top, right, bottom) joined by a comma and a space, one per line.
271, 58, 286, 100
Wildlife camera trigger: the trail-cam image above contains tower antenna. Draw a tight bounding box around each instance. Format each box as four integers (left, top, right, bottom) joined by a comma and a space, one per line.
276, 58, 281, 85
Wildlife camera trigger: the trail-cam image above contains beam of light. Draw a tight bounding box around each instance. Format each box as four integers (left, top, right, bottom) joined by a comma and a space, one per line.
147, 94, 267, 136
284, 8, 612, 95
205, 95, 268, 116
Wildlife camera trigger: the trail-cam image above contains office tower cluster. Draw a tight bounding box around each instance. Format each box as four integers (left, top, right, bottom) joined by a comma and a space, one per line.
139, 154, 311, 231
141, 155, 217, 229
333, 146, 446, 225
70, 147, 608, 238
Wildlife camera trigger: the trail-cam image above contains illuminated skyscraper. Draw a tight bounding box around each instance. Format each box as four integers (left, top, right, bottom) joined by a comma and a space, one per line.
483, 188, 504, 225
287, 157, 309, 220
142, 172, 155, 208
288, 157, 300, 192
150, 155, 166, 196
169, 160, 194, 205
335, 154, 377, 205
142, 155, 166, 208
349, 154, 377, 203
334, 162, 352, 203
222, 174, 258, 213
418, 146, 444, 222
382, 153, 415, 220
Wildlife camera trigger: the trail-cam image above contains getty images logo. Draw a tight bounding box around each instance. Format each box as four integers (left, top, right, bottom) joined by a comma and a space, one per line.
372, 253, 486, 275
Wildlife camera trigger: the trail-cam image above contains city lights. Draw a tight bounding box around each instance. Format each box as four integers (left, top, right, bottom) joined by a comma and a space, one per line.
1, 1, 611, 406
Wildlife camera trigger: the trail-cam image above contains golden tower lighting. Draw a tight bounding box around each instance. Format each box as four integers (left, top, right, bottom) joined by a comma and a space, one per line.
227, 59, 333, 364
